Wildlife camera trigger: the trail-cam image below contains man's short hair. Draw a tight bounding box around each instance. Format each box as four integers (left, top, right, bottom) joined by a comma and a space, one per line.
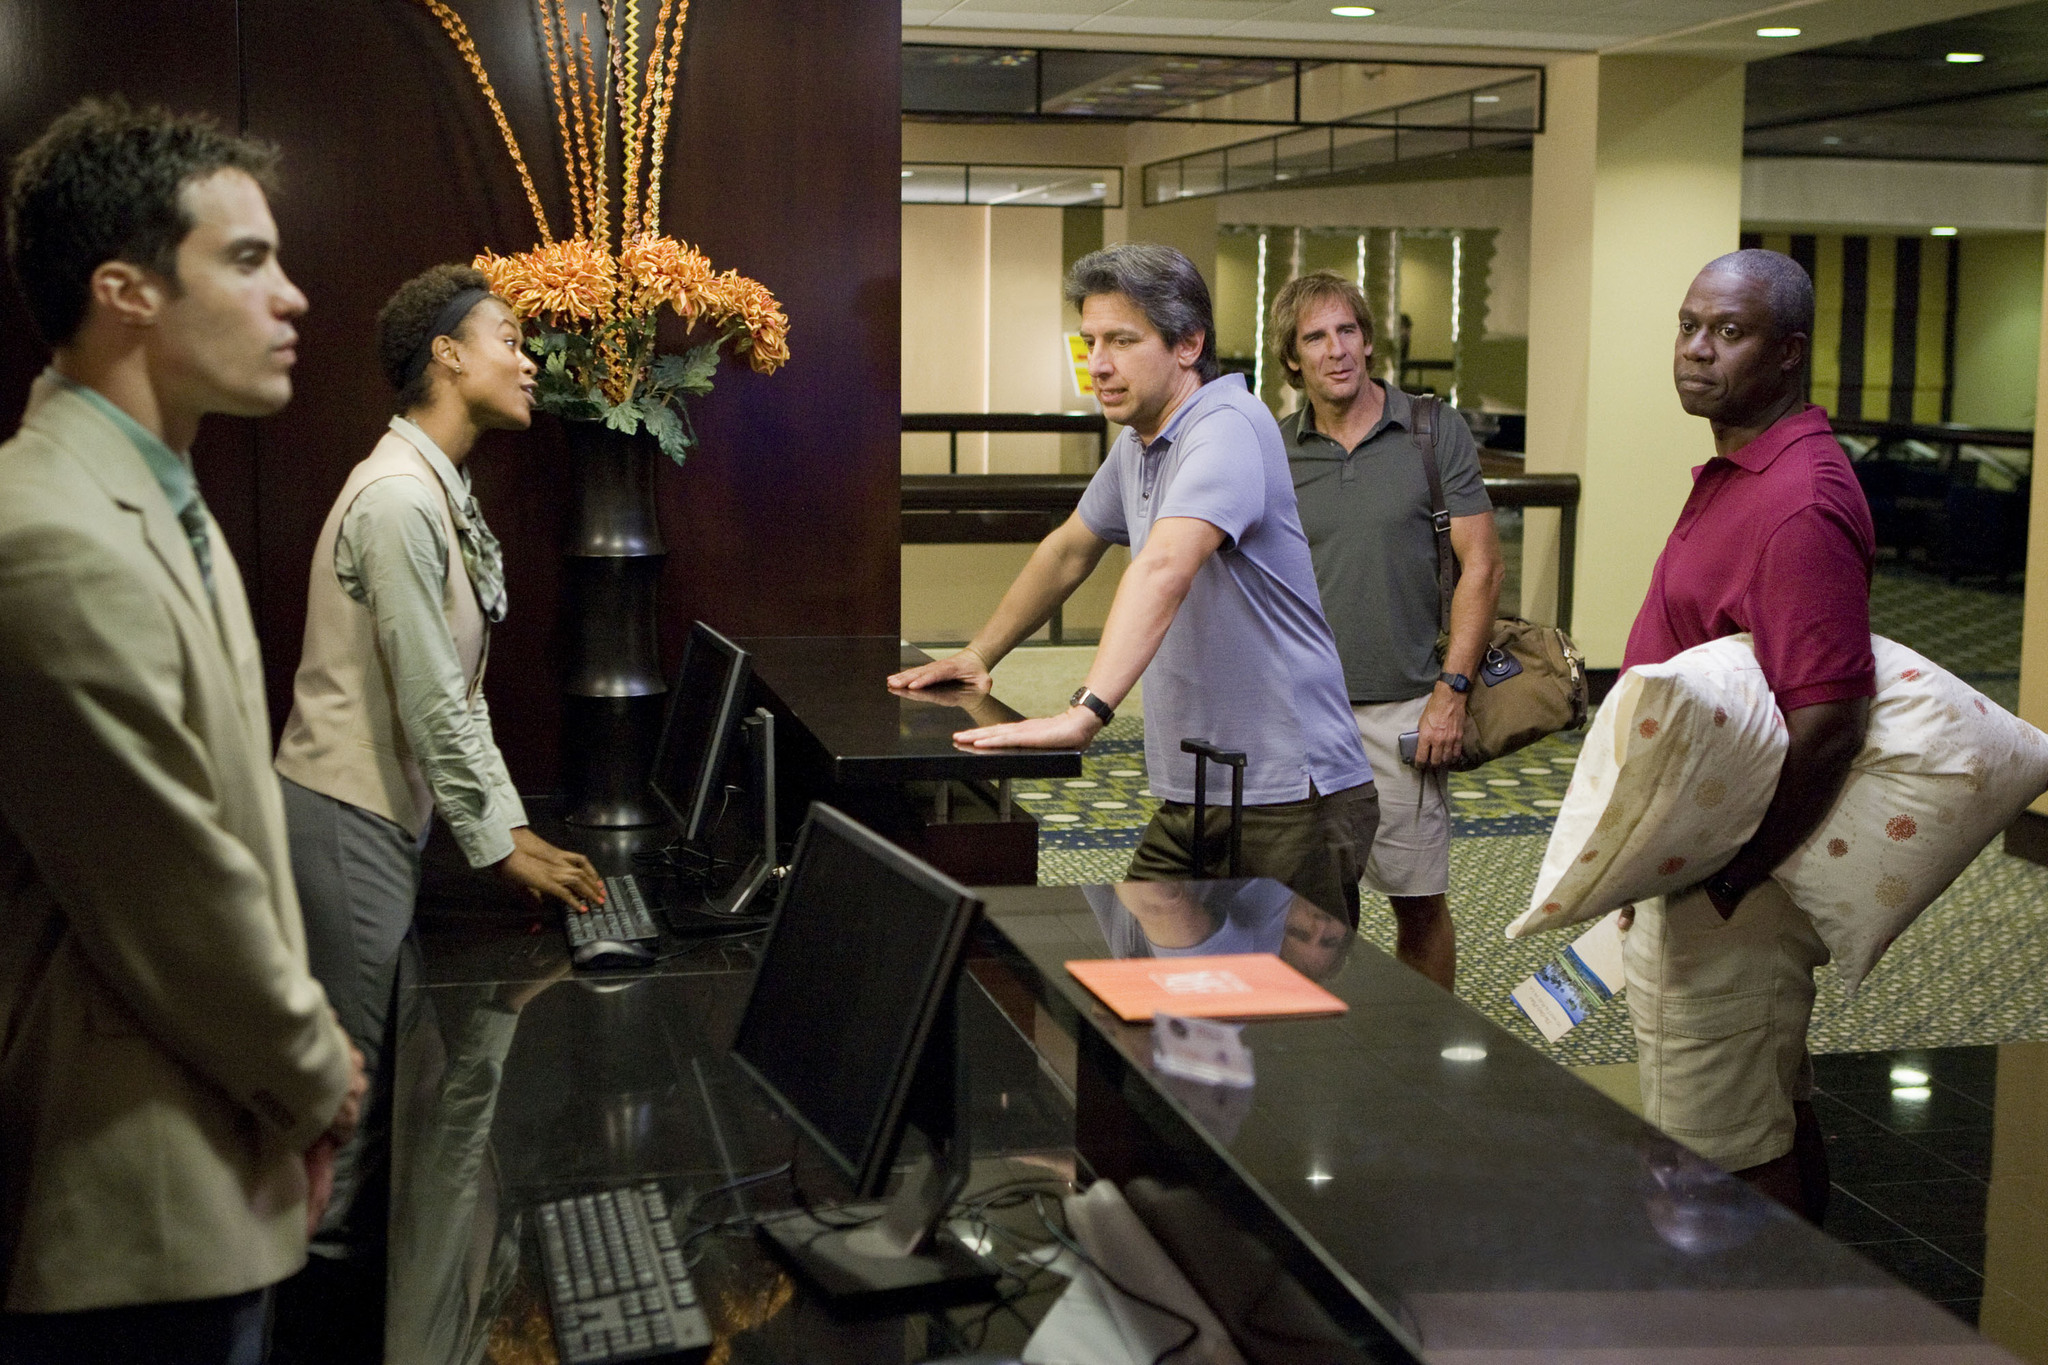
1700, 248, 1815, 340
1268, 271, 1376, 392
1063, 243, 1219, 383
6, 97, 281, 347
377, 264, 497, 413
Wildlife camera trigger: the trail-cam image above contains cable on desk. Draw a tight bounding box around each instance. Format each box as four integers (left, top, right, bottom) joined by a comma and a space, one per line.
1028, 1191, 1200, 1365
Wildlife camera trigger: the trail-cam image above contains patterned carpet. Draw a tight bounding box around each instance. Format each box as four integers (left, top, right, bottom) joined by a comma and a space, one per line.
1015, 562, 2048, 1066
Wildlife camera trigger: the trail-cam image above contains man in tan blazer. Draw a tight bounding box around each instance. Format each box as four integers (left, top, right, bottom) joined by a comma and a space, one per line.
0, 100, 363, 1364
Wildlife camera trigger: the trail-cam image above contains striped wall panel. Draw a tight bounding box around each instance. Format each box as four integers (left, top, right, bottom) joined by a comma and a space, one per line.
1740, 231, 1957, 423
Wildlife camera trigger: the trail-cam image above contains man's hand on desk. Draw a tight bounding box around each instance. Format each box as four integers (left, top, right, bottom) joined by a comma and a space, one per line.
953, 705, 1102, 751
498, 827, 605, 912
888, 647, 993, 693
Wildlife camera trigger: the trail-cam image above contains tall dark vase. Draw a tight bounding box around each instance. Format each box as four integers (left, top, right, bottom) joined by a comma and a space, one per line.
561, 420, 669, 827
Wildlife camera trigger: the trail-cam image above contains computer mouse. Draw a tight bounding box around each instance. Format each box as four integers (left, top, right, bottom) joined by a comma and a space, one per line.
571, 938, 658, 971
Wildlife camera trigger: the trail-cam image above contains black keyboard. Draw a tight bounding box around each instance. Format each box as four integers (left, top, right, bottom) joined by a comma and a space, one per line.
537, 1184, 712, 1363
565, 876, 660, 951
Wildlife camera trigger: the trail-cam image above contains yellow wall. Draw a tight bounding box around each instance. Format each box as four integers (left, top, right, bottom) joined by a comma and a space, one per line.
2013, 216, 2048, 812
1523, 55, 1745, 664
1398, 235, 1455, 366
1954, 232, 2046, 431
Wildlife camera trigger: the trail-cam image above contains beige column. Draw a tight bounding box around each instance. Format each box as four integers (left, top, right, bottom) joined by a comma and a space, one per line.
1522, 55, 1745, 666
2013, 211, 2048, 814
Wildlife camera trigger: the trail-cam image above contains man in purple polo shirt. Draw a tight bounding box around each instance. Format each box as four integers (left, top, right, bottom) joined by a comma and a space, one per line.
891, 244, 1377, 923
1621, 248, 1875, 1223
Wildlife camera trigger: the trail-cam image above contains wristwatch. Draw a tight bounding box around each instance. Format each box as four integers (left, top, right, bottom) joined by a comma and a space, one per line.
1438, 671, 1471, 694
1069, 686, 1116, 726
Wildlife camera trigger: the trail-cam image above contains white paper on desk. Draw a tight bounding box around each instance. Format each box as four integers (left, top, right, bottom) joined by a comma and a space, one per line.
1024, 1180, 1247, 1365
1510, 910, 1628, 1043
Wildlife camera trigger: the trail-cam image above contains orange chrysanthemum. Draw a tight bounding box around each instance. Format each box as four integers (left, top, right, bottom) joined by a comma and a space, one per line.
477, 239, 618, 325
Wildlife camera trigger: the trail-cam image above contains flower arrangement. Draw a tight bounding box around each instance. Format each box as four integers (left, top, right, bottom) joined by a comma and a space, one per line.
414, 0, 789, 464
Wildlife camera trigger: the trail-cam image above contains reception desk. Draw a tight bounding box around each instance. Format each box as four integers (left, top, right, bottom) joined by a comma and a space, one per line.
739, 635, 1081, 885
384, 868, 2013, 1363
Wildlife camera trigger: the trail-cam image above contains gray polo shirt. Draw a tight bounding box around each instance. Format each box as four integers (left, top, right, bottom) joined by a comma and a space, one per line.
1282, 383, 1491, 704
1077, 374, 1371, 806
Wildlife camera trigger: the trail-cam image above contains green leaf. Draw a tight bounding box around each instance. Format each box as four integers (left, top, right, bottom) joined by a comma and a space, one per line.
644, 402, 692, 466
651, 341, 720, 398
602, 398, 644, 434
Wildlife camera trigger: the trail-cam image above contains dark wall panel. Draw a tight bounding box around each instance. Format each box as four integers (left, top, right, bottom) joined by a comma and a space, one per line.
0, 0, 901, 793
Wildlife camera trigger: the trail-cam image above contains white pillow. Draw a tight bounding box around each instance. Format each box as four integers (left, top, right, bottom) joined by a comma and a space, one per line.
1504, 635, 1783, 942
1509, 634, 2048, 994
1781, 639, 2048, 991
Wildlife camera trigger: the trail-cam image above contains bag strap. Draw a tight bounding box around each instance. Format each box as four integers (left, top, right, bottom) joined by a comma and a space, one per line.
1414, 394, 1458, 635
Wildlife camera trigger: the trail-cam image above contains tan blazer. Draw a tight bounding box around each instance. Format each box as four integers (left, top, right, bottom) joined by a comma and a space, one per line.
0, 375, 354, 1312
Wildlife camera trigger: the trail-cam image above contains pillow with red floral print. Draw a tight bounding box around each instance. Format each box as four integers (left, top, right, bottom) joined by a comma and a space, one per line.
1507, 634, 1784, 942
1777, 638, 2048, 992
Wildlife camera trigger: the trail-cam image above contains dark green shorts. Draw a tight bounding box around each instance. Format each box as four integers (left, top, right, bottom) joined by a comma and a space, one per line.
1126, 780, 1379, 924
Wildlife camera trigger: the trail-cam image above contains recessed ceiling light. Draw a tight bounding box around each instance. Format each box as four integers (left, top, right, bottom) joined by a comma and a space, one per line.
1331, 6, 1377, 16
1131, 82, 1164, 91
901, 169, 914, 178
1946, 52, 1985, 64
1474, 94, 1501, 103
1931, 226, 1959, 236
1821, 135, 1843, 145
1757, 26, 1801, 38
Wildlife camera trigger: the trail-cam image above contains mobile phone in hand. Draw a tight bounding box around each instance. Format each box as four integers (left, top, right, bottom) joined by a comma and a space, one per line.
1398, 729, 1420, 766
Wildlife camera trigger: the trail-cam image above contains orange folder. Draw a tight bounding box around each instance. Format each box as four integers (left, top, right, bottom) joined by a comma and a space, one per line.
1064, 953, 1349, 1022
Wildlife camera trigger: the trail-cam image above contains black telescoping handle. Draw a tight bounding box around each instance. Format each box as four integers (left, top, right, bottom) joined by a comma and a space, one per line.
1180, 738, 1247, 878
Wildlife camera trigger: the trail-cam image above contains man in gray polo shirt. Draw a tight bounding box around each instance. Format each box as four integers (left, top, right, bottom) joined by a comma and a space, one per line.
1274, 271, 1504, 988
890, 244, 1376, 921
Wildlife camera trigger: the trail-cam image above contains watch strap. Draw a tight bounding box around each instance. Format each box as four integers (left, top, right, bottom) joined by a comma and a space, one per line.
1069, 687, 1115, 725
1438, 671, 1471, 694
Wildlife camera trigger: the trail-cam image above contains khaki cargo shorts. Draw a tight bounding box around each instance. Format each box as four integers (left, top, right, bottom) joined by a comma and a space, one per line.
1622, 879, 1831, 1172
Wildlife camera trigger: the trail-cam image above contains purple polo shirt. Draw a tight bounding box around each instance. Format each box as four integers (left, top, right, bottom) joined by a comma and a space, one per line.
1077, 374, 1371, 805
1623, 404, 1876, 711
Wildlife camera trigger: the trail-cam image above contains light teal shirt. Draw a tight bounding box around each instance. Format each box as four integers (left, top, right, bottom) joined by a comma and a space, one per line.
333, 418, 525, 867
46, 368, 215, 600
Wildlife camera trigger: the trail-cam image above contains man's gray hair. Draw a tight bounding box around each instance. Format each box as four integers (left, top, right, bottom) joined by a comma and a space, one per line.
1702, 248, 1815, 339
1063, 243, 1220, 383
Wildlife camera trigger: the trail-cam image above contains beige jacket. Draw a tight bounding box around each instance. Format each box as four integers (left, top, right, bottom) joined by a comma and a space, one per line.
0, 376, 354, 1312
274, 428, 489, 840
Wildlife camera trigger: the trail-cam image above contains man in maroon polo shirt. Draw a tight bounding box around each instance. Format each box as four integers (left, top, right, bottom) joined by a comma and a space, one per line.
1621, 248, 1874, 1224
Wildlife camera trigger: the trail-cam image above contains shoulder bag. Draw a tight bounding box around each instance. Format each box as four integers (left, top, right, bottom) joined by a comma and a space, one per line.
1414, 395, 1589, 771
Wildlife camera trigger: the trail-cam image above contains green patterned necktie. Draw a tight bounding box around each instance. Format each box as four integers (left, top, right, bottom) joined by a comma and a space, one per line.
449, 488, 507, 624
177, 490, 216, 602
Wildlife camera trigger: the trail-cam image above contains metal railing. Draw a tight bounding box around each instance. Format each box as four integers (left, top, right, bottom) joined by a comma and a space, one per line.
901, 413, 1110, 474
902, 470, 1581, 641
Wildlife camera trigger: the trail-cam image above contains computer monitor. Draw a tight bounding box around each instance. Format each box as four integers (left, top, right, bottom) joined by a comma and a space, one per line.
649, 621, 750, 847
730, 804, 997, 1314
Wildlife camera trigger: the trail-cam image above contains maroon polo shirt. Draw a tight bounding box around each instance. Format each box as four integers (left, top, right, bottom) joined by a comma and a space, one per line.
1623, 404, 1876, 711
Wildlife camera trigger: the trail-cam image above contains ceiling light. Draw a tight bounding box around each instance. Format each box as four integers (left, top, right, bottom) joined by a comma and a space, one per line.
1441, 1044, 1488, 1063
1756, 26, 1801, 38
1474, 94, 1501, 103
1306, 1170, 1334, 1184
1821, 135, 1843, 145
901, 169, 914, 178
1131, 82, 1164, 91
1890, 1066, 1931, 1084
1946, 52, 1985, 64
1931, 226, 1958, 236
1331, 6, 1377, 16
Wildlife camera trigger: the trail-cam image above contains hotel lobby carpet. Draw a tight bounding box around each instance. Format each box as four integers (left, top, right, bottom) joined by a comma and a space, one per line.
1017, 562, 2047, 1068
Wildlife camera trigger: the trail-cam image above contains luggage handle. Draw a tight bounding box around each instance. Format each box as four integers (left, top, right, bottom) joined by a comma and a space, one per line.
1180, 738, 1247, 879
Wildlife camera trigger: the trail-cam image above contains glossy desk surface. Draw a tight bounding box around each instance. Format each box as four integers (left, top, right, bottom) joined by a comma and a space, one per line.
385, 898, 1076, 1365
739, 635, 1083, 784
981, 879, 2016, 1363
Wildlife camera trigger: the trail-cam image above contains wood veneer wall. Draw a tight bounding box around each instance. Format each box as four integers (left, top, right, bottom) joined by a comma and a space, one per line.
0, 0, 901, 793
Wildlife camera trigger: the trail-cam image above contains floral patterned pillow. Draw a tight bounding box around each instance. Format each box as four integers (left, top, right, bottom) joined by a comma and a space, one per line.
1506, 635, 1784, 942
1779, 639, 2048, 991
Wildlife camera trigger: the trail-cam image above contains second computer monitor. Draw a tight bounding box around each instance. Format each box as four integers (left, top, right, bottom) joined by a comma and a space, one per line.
650, 621, 750, 846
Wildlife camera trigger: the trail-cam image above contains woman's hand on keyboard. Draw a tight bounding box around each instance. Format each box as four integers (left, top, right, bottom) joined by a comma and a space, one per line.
499, 826, 606, 911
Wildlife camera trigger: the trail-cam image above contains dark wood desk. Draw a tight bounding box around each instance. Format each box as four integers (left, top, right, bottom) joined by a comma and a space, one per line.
978, 879, 2016, 1364
739, 635, 1083, 885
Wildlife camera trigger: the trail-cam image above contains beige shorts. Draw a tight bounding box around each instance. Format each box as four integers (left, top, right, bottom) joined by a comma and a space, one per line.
1622, 880, 1831, 1173
1351, 696, 1450, 898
